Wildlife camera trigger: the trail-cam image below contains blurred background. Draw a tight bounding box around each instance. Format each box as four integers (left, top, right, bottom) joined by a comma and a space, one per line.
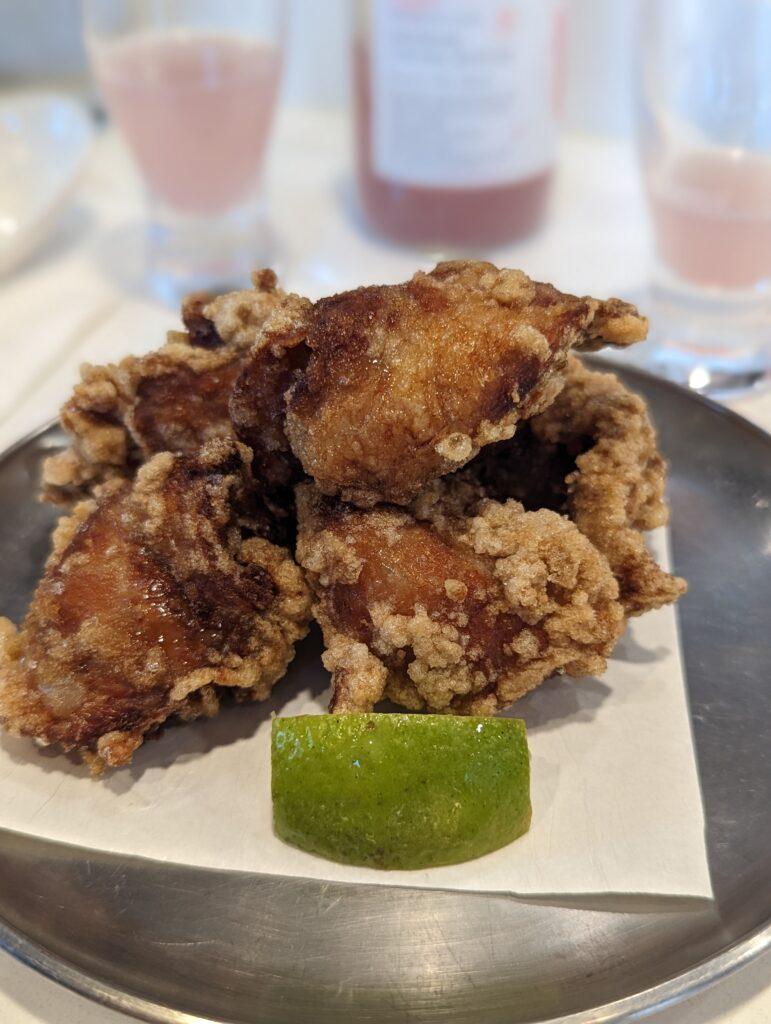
0, 0, 636, 131
0, 0, 768, 448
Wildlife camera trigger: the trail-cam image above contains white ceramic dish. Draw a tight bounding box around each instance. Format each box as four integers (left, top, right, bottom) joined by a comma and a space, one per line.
0, 92, 93, 276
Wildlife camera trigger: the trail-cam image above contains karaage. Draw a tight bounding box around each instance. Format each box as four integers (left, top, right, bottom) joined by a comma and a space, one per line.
42, 269, 286, 507
296, 481, 624, 715
273, 261, 648, 506
467, 358, 687, 614
229, 291, 312, 528
1, 438, 311, 773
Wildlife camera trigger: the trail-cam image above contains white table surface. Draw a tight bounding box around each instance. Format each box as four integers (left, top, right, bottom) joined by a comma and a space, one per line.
0, 104, 769, 1022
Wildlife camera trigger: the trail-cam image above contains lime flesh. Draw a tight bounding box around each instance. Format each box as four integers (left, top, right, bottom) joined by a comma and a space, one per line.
271, 713, 531, 870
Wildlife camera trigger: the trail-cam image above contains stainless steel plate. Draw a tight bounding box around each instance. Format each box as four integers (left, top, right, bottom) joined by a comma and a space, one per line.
0, 362, 769, 1024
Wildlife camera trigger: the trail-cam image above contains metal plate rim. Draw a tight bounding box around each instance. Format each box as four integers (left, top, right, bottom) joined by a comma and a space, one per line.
0, 365, 769, 1024
0, 881, 768, 1024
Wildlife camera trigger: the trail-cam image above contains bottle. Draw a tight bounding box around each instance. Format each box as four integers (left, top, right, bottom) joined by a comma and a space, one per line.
353, 0, 565, 249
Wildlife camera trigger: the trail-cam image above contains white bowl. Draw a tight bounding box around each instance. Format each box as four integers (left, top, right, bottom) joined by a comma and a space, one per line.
0, 92, 93, 277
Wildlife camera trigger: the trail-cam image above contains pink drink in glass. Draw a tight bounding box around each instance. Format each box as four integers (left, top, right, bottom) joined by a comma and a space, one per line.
93, 31, 281, 215
647, 150, 771, 291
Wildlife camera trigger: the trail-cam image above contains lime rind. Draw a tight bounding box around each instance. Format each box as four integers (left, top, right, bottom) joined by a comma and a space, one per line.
271, 713, 531, 870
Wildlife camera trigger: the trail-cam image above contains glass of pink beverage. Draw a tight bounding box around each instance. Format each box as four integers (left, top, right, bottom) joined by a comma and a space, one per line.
83, 0, 285, 303
637, 0, 771, 394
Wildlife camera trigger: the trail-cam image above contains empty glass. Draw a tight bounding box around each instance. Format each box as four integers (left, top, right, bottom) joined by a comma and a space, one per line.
637, 0, 771, 394
83, 0, 286, 304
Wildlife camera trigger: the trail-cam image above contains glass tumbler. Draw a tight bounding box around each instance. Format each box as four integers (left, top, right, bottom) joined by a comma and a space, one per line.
637, 0, 771, 394
83, 0, 286, 304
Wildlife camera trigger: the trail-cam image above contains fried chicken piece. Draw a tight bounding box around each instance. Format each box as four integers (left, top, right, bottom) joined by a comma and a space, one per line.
41, 269, 286, 507
274, 261, 647, 507
1, 439, 312, 773
229, 291, 311, 528
467, 358, 687, 615
296, 482, 624, 715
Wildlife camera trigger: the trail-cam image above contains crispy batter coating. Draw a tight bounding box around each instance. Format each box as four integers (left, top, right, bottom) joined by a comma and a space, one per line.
296, 482, 624, 715
467, 358, 687, 615
280, 261, 647, 506
41, 269, 286, 507
1, 439, 311, 773
229, 291, 312, 527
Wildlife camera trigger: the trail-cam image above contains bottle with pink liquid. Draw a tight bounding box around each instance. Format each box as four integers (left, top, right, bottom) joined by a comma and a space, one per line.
352, 0, 566, 250
637, 0, 771, 394
84, 1, 285, 304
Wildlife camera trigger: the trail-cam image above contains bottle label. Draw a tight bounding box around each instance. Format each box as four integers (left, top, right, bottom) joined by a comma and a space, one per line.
370, 0, 560, 188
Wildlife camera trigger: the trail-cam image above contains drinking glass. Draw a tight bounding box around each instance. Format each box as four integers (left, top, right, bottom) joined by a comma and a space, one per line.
637, 0, 771, 394
83, 0, 286, 304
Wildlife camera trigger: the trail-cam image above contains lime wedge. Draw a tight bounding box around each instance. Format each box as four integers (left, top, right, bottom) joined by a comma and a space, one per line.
271, 713, 530, 870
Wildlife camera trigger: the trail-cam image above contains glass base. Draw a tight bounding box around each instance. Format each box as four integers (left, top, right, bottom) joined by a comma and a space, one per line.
628, 282, 771, 398
145, 196, 277, 307
646, 345, 768, 397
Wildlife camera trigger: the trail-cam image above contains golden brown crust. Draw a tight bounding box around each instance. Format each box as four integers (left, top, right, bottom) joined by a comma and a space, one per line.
466, 358, 686, 615
280, 261, 647, 506
581, 296, 650, 349
229, 292, 312, 529
1, 438, 312, 773
41, 270, 286, 508
296, 482, 624, 715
